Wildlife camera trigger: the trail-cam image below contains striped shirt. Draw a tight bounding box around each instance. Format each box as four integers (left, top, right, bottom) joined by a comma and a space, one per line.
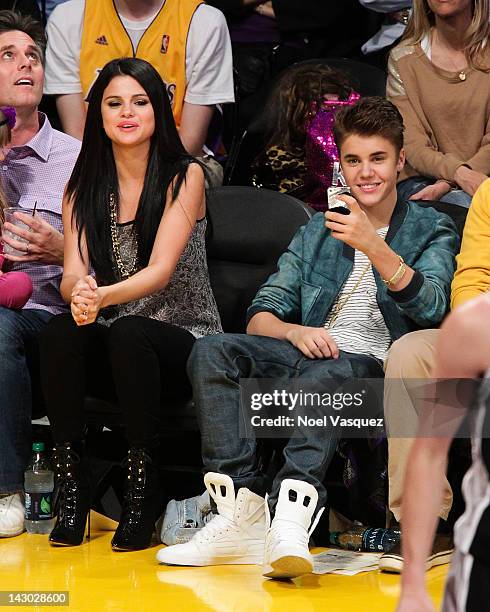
324, 227, 390, 361
1, 113, 81, 314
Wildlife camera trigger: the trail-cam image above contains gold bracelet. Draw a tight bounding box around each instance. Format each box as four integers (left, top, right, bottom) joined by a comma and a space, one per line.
383, 255, 406, 287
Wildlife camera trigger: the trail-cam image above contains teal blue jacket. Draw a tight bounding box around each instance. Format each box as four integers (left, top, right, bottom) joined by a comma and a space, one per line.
247, 200, 460, 342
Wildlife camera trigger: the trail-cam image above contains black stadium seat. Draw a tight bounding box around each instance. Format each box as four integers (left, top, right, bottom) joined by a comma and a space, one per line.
82, 186, 313, 432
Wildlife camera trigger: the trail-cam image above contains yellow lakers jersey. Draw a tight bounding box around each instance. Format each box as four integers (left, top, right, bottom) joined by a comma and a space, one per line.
80, 0, 203, 127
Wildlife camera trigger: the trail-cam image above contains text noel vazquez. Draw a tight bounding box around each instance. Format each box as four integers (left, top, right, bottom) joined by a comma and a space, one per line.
250, 414, 385, 428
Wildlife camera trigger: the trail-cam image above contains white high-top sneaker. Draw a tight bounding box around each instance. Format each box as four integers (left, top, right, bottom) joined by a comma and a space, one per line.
156, 472, 266, 566
263, 479, 324, 579
0, 493, 25, 537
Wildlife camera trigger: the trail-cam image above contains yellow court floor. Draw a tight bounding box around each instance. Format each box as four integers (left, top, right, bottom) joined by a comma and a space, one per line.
0, 514, 447, 612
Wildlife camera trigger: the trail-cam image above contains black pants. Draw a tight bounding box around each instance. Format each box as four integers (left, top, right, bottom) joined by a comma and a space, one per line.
39, 314, 196, 448
466, 557, 490, 611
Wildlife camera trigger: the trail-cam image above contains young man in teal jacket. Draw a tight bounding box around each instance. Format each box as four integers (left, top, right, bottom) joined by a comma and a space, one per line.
157, 97, 460, 579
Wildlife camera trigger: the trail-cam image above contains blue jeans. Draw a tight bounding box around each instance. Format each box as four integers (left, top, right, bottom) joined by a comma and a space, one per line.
0, 307, 53, 493
188, 333, 384, 511
397, 176, 472, 208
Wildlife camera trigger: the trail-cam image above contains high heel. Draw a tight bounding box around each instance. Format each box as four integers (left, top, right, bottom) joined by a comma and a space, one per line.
111, 447, 164, 551
49, 443, 91, 546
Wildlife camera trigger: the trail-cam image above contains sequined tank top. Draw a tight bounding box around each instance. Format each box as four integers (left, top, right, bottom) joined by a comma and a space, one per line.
99, 217, 223, 338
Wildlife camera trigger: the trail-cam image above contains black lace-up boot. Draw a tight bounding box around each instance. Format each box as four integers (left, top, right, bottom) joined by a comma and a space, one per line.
49, 443, 91, 546
111, 447, 164, 551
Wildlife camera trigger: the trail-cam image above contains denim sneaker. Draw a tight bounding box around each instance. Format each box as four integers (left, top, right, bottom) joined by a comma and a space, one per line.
159, 491, 213, 545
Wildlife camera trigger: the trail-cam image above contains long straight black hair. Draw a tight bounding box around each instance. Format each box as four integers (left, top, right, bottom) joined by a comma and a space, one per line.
66, 57, 195, 283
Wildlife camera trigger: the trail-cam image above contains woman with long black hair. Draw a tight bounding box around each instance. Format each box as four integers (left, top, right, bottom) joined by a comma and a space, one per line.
39, 57, 222, 551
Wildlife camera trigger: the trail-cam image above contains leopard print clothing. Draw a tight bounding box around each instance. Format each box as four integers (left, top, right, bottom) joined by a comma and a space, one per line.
252, 145, 306, 193
99, 218, 223, 339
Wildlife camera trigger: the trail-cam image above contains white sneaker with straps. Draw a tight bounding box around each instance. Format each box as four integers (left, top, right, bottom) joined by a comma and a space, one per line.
156, 472, 266, 566
263, 479, 324, 579
0, 493, 25, 537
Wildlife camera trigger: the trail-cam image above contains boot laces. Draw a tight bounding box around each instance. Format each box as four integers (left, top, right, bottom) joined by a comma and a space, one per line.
125, 450, 149, 499
53, 446, 82, 523
53, 445, 80, 480
119, 449, 151, 531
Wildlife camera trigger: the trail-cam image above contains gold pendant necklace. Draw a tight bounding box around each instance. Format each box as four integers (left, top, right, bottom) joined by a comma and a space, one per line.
431, 29, 467, 82
109, 192, 138, 280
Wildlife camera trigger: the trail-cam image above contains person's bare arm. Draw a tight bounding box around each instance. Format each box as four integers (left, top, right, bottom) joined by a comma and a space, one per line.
76, 164, 205, 325
247, 311, 294, 339
397, 435, 451, 611
44, 3, 85, 140
247, 312, 339, 359
60, 191, 90, 304
56, 93, 86, 141
179, 102, 215, 157
397, 296, 490, 612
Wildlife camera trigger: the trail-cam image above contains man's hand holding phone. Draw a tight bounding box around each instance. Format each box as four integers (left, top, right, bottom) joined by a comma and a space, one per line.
325, 194, 382, 255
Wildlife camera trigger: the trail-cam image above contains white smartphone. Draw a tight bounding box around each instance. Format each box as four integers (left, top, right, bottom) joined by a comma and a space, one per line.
327, 162, 351, 215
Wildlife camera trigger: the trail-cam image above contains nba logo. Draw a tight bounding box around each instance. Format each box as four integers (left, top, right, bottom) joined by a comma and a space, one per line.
161, 35, 170, 54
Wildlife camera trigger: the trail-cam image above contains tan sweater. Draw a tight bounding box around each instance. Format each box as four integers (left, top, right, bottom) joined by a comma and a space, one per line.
387, 42, 490, 183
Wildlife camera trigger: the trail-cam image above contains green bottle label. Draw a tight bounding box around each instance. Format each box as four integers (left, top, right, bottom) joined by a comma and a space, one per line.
25, 492, 53, 521
40, 496, 51, 515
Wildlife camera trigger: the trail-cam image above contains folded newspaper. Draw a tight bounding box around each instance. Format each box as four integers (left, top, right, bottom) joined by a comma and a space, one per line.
313, 549, 382, 576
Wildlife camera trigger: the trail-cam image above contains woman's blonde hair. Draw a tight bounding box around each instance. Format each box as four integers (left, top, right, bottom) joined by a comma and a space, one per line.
403, 0, 490, 69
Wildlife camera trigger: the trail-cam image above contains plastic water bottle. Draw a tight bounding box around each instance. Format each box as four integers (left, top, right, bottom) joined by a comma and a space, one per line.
24, 442, 55, 534
330, 525, 401, 553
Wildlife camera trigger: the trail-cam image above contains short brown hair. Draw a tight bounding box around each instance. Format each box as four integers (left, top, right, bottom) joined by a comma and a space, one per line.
0, 10, 46, 64
334, 97, 404, 153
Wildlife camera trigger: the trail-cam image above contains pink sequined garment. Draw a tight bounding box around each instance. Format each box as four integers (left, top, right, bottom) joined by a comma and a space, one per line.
305, 91, 360, 211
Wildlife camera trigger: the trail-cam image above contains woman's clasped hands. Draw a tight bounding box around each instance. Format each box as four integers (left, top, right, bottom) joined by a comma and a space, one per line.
70, 275, 104, 326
